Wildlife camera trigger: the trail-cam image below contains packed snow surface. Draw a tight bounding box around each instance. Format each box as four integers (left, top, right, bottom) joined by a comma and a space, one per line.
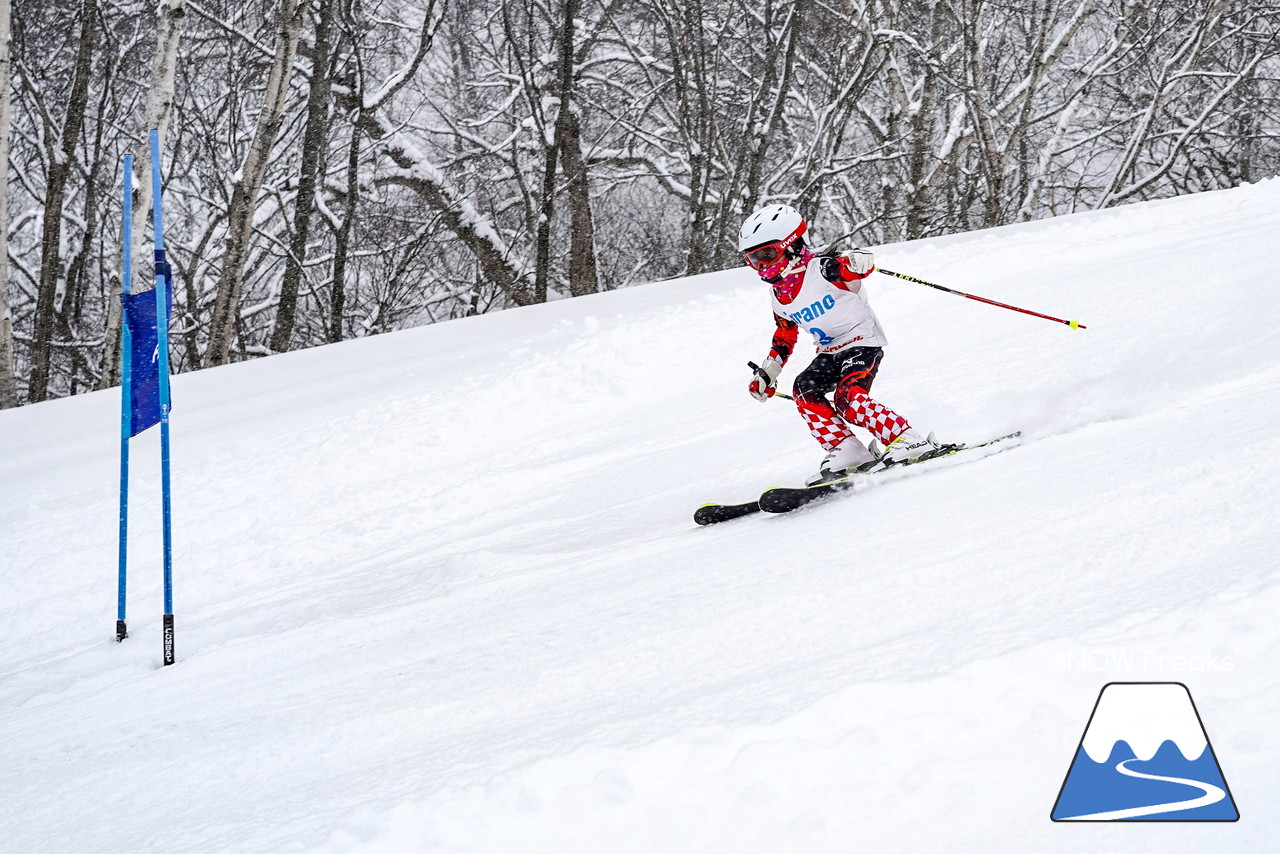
3, 182, 1280, 852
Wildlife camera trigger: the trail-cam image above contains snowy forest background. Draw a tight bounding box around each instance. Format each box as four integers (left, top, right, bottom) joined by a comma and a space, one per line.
0, 0, 1277, 407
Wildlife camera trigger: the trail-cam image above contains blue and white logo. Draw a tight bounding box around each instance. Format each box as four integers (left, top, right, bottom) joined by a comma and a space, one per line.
1051, 682, 1238, 821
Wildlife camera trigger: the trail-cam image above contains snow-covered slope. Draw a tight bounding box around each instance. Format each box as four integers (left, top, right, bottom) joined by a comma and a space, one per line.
3, 181, 1279, 852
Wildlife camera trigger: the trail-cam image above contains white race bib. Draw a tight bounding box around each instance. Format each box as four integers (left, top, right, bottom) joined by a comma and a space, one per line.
771, 265, 888, 352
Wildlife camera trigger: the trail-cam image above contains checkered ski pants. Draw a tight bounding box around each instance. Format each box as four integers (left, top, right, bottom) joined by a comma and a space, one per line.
792, 347, 910, 450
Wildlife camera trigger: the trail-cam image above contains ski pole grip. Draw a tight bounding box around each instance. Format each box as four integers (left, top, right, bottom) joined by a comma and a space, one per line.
747, 361, 793, 401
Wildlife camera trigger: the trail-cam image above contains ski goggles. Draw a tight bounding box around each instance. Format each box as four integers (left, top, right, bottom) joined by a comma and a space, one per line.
742, 226, 805, 270
743, 242, 788, 269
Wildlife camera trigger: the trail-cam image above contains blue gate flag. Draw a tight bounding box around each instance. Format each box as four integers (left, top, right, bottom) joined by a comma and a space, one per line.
121, 275, 173, 437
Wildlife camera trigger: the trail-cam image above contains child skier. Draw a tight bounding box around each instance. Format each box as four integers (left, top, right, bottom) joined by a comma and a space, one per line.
740, 203, 949, 485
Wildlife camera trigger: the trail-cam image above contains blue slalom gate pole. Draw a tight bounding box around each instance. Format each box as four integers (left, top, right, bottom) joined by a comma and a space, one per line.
150, 129, 177, 666
116, 154, 134, 643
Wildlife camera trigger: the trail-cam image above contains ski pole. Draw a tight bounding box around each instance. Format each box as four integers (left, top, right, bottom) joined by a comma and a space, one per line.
877, 268, 1086, 330
747, 361, 795, 400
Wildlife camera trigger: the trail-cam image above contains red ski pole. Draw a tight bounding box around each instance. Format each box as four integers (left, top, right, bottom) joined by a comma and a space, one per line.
877, 268, 1086, 330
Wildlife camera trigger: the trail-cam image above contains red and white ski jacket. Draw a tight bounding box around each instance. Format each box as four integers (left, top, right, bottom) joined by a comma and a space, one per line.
766, 250, 887, 364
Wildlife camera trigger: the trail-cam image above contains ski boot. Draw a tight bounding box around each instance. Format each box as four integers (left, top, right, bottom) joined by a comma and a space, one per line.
805, 437, 878, 487
877, 429, 958, 468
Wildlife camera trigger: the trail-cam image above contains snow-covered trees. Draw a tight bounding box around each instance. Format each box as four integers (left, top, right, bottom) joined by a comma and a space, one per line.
98, 0, 186, 392
23, 0, 97, 403
207, 0, 303, 366
3, 0, 1278, 404
0, 0, 14, 409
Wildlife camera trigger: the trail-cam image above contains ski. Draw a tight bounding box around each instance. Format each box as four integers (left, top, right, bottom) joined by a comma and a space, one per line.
760, 431, 1021, 513
757, 479, 853, 513
694, 500, 763, 526
694, 431, 1021, 525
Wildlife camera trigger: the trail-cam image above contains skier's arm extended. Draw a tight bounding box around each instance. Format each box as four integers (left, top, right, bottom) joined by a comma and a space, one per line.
819, 248, 875, 293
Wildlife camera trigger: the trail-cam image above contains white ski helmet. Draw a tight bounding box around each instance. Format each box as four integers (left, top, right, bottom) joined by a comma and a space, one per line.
738, 204, 808, 269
